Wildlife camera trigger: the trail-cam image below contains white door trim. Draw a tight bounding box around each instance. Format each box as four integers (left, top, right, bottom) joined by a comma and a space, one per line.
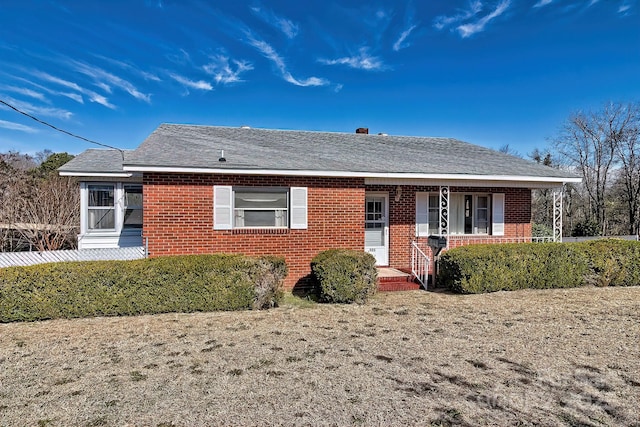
364, 192, 389, 266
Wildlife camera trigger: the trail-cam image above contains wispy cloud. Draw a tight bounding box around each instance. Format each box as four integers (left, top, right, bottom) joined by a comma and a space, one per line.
94, 81, 112, 94
32, 71, 82, 92
31, 71, 114, 108
169, 73, 213, 91
457, 0, 511, 38
0, 85, 47, 102
0, 119, 38, 133
203, 54, 253, 85
393, 24, 418, 51
166, 49, 192, 66
10, 75, 84, 104
434, 1, 483, 30
1, 96, 73, 120
246, 34, 329, 87
533, 0, 553, 7
250, 4, 299, 39
319, 47, 386, 71
93, 54, 162, 82
618, 2, 632, 14
71, 61, 151, 103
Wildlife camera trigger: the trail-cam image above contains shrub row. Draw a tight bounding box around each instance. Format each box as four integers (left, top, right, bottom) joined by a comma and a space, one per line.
311, 249, 377, 303
438, 240, 640, 294
0, 254, 287, 322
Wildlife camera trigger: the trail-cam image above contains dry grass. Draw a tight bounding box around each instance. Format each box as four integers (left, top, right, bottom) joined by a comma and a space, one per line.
1, 286, 639, 427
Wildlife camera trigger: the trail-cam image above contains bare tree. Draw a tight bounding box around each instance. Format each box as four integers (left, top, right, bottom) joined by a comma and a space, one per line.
1, 151, 79, 252
555, 104, 623, 235
610, 103, 640, 234
0, 158, 31, 251
498, 144, 522, 158
15, 176, 79, 251
529, 148, 555, 227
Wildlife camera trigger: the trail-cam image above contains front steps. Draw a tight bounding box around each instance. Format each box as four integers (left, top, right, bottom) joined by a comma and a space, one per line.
377, 268, 423, 292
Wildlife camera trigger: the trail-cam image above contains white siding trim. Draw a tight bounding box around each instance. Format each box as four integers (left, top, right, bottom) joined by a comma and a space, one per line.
365, 177, 567, 189
60, 171, 135, 177
121, 165, 580, 184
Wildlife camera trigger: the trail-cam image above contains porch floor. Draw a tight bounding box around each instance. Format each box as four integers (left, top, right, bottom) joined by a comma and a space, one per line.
377, 268, 422, 292
377, 267, 411, 278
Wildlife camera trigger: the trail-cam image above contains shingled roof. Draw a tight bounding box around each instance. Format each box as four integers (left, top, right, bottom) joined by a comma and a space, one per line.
61, 124, 580, 183
58, 149, 134, 176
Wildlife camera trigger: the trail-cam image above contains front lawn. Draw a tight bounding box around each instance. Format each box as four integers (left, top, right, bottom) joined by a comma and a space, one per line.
0, 286, 638, 426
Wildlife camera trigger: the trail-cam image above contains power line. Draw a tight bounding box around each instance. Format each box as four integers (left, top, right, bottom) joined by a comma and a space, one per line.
0, 98, 125, 160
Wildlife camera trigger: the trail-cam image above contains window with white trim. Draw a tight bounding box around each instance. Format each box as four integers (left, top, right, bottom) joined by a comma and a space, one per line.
214, 186, 308, 230
123, 185, 143, 229
234, 189, 288, 228
450, 194, 492, 235
83, 182, 143, 233
88, 184, 115, 230
416, 192, 505, 236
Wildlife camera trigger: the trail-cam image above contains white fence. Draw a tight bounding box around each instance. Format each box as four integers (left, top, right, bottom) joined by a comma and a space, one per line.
0, 247, 146, 268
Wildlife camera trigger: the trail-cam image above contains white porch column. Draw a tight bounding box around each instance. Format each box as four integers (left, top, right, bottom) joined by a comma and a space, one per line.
439, 186, 449, 244
553, 189, 563, 242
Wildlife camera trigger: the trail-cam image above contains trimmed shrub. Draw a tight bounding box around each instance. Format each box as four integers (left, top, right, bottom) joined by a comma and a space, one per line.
439, 243, 589, 294
439, 240, 640, 294
573, 239, 640, 287
311, 249, 377, 304
0, 254, 287, 322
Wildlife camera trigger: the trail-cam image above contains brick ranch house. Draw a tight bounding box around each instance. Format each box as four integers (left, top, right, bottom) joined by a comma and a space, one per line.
59, 124, 580, 289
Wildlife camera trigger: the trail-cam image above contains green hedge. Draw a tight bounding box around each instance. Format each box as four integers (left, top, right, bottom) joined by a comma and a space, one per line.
573, 240, 640, 287
311, 249, 377, 303
438, 240, 640, 294
0, 254, 287, 322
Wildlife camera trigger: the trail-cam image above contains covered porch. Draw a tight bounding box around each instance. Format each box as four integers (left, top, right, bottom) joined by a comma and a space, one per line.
367, 183, 565, 291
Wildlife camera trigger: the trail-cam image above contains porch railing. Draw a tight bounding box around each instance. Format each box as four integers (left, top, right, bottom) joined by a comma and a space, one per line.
411, 241, 430, 290
446, 235, 555, 247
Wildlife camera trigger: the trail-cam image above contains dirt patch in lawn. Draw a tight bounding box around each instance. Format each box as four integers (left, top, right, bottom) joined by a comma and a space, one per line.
1, 286, 639, 426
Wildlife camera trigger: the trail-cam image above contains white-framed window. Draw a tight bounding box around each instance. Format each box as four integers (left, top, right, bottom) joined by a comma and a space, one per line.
214, 186, 308, 230
82, 182, 143, 234
123, 185, 143, 229
234, 188, 289, 228
88, 184, 116, 230
449, 193, 497, 235
417, 192, 505, 236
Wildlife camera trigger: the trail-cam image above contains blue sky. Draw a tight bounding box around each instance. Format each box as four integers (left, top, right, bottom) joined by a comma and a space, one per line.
1, 0, 638, 157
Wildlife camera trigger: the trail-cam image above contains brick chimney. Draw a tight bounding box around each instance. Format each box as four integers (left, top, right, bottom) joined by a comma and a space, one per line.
356, 127, 369, 134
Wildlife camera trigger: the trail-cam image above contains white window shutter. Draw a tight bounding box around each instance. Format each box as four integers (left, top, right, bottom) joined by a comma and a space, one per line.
213, 185, 233, 230
492, 193, 505, 236
415, 193, 428, 237
290, 187, 308, 229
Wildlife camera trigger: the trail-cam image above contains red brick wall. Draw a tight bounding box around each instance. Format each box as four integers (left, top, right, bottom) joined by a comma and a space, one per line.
143, 173, 365, 288
364, 185, 532, 271
142, 174, 533, 288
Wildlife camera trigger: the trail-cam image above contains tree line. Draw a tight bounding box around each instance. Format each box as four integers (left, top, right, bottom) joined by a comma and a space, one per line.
0, 150, 78, 251
530, 101, 640, 237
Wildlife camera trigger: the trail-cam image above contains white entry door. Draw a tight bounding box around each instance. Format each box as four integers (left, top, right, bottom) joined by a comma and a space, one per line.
365, 193, 389, 266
